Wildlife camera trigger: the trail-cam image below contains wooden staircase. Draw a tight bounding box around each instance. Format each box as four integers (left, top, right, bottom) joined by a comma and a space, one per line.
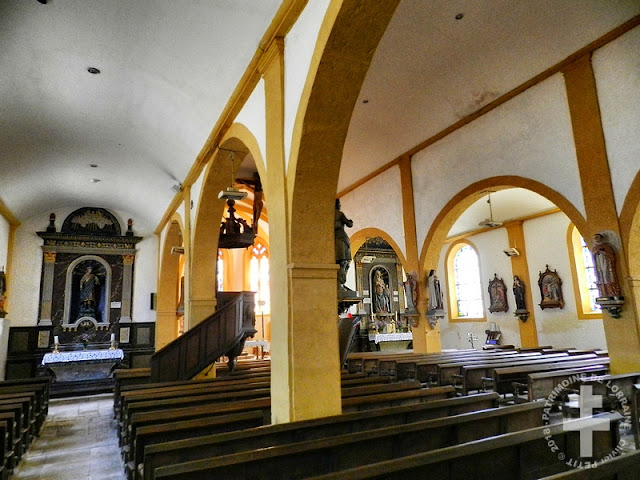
149, 292, 256, 382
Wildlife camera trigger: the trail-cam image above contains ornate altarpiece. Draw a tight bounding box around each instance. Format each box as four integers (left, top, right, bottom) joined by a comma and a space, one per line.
36, 208, 142, 342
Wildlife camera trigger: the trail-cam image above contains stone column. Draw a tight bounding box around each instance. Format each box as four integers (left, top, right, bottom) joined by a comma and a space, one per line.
38, 251, 56, 326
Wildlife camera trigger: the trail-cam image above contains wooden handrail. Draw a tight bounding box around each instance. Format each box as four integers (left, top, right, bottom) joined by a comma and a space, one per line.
150, 292, 256, 382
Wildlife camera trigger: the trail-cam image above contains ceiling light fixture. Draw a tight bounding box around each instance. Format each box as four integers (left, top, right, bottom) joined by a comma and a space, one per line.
89, 178, 101, 183
218, 151, 248, 201
90, 164, 98, 168
455, 13, 464, 20
478, 192, 502, 228
87, 67, 100, 74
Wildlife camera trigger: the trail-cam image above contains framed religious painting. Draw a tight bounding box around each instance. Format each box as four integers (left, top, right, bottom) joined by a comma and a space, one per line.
488, 273, 509, 313
538, 265, 564, 309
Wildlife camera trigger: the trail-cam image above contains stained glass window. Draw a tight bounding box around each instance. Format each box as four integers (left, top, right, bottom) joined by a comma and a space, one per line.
581, 237, 601, 312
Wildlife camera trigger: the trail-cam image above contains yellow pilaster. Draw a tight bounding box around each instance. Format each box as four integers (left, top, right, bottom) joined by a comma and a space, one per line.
399, 155, 440, 353
182, 188, 193, 330
563, 54, 640, 372
260, 38, 341, 423
505, 221, 538, 347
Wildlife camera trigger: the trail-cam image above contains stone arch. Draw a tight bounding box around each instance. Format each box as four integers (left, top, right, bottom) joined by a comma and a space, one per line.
419, 176, 587, 274
287, 0, 401, 267
618, 168, 640, 276
156, 215, 184, 349
351, 227, 408, 270
190, 124, 265, 325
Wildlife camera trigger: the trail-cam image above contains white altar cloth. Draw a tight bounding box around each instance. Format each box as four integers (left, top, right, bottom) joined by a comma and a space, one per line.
42, 349, 124, 365
368, 333, 413, 344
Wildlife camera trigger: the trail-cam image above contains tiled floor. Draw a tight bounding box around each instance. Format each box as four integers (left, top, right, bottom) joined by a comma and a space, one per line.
12, 393, 125, 480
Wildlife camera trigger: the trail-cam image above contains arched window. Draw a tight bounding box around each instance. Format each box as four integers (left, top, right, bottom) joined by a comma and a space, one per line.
568, 225, 602, 318
250, 241, 270, 315
446, 241, 484, 320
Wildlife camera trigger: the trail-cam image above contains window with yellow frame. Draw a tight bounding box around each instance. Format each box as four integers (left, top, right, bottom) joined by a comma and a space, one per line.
445, 240, 485, 321
568, 225, 602, 319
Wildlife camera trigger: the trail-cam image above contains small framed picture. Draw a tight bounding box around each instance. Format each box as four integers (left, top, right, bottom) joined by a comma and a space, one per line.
488, 274, 509, 313
538, 265, 564, 309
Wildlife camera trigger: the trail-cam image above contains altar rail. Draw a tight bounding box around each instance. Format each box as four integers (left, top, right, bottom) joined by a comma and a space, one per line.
149, 292, 256, 383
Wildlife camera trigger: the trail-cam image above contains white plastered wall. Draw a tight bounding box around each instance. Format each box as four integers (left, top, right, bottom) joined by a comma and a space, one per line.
340, 165, 406, 260
235, 79, 267, 168
524, 213, 605, 350
437, 212, 605, 350
412, 73, 584, 249
9, 207, 157, 326
284, 0, 331, 170
592, 25, 640, 214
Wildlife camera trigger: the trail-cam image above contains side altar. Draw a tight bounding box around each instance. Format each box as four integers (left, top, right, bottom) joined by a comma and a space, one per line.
40, 345, 124, 396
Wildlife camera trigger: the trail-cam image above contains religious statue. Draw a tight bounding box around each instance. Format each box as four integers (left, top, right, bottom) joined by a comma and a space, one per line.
427, 270, 443, 311
334, 199, 354, 291
591, 233, 621, 298
79, 266, 100, 315
372, 269, 391, 314
403, 270, 419, 314
513, 275, 526, 311
252, 173, 263, 232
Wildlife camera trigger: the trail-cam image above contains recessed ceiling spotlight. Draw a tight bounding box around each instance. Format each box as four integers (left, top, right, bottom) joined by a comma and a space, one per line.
455, 13, 464, 20
87, 67, 101, 74
89, 178, 101, 183
90, 164, 98, 168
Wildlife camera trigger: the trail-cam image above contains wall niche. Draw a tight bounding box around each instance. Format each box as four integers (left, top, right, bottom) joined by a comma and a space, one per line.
36, 208, 142, 343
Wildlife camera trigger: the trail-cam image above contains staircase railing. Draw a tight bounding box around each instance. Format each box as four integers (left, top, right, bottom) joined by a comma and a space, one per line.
149, 291, 256, 382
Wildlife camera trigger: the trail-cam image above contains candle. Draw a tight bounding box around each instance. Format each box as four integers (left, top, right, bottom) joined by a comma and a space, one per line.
110, 333, 116, 343
54, 336, 59, 344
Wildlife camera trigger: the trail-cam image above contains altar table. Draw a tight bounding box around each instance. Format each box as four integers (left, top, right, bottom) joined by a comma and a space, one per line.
41, 349, 124, 382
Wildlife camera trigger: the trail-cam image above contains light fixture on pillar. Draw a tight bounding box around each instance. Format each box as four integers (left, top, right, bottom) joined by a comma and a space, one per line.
218, 150, 255, 249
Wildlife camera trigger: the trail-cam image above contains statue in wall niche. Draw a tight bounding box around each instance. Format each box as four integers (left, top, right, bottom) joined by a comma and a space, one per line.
79, 266, 100, 315
591, 233, 621, 298
372, 269, 391, 314
334, 199, 354, 293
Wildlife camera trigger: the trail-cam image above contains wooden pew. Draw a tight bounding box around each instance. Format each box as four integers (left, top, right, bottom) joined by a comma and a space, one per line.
0, 405, 25, 464
490, 358, 611, 397
123, 381, 423, 468
139, 392, 500, 480
539, 450, 640, 479
517, 364, 611, 403
123, 385, 455, 466
440, 352, 572, 387
115, 370, 271, 416
204, 413, 623, 480
0, 415, 14, 475
0, 379, 50, 434
151, 401, 553, 480
451, 353, 599, 394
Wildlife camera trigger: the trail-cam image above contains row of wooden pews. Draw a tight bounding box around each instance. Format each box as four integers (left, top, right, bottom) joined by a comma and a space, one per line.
113, 350, 636, 480
0, 376, 51, 479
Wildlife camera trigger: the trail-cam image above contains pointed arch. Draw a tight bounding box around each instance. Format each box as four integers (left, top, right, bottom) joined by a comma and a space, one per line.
350, 227, 408, 270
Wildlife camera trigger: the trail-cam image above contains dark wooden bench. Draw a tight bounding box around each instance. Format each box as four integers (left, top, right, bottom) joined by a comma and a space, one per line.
452, 353, 600, 394
516, 364, 611, 403
0, 413, 16, 475
151, 400, 552, 480
341, 385, 455, 412
441, 352, 572, 387
539, 449, 640, 479
490, 358, 610, 397
139, 392, 500, 480
264, 413, 621, 480
115, 370, 271, 416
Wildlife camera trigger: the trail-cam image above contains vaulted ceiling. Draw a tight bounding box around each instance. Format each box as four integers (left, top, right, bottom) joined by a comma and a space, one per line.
1, 1, 638, 231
